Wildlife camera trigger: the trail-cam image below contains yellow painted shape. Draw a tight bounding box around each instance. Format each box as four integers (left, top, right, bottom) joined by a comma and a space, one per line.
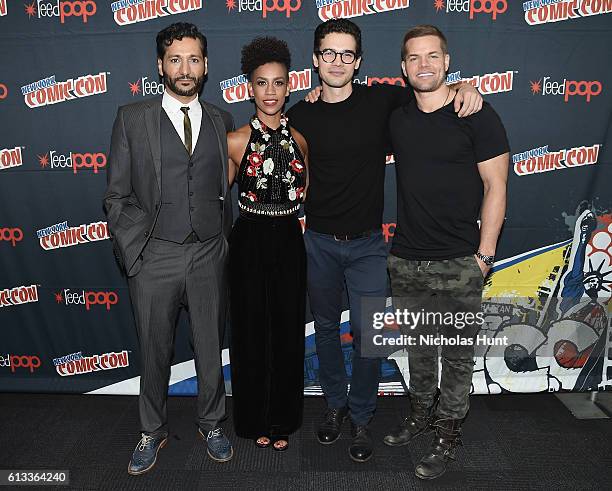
484, 244, 571, 299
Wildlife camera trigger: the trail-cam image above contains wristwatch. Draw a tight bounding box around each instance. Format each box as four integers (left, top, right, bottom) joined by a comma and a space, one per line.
475, 250, 495, 266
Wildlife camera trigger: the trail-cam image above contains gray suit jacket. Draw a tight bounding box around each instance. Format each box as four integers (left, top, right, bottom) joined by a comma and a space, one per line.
103, 96, 234, 276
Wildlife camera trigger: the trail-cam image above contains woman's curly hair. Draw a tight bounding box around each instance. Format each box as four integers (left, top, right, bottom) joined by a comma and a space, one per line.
241, 37, 291, 80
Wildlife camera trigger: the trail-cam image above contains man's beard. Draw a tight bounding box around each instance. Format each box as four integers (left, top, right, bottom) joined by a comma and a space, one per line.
410, 75, 445, 93
164, 74, 204, 97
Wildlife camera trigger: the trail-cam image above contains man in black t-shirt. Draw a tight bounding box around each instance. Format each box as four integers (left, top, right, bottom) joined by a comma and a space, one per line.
287, 19, 483, 464
384, 25, 509, 480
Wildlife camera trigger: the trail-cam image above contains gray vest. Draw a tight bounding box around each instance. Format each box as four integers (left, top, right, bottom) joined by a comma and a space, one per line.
153, 108, 223, 243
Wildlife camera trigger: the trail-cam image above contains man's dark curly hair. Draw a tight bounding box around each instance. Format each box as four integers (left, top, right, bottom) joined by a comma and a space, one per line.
314, 18, 362, 56
156, 23, 207, 59
241, 37, 291, 80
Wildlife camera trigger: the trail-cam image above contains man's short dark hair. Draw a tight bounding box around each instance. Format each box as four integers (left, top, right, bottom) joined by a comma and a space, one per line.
241, 37, 291, 80
156, 22, 207, 59
401, 24, 448, 60
314, 18, 362, 56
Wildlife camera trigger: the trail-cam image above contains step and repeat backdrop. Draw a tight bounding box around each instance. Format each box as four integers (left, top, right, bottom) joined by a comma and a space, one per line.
1, 0, 611, 396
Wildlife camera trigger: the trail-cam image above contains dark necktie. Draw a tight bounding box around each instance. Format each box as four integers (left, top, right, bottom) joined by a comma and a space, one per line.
180, 106, 192, 155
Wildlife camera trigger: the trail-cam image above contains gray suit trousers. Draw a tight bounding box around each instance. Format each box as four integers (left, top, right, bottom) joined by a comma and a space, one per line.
128, 234, 228, 436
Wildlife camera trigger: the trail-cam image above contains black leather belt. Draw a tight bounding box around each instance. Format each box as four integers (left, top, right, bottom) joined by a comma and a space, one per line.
332, 229, 377, 241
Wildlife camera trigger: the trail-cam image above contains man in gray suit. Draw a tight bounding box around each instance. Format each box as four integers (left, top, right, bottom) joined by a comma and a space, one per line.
104, 23, 234, 475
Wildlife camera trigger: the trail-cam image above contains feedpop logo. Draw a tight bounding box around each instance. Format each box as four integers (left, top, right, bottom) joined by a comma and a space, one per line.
24, 0, 97, 23
0, 228, 24, 247
55, 289, 119, 310
0, 354, 42, 373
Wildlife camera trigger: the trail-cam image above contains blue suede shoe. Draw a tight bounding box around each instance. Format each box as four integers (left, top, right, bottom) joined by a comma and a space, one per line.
127, 433, 167, 475
199, 426, 233, 462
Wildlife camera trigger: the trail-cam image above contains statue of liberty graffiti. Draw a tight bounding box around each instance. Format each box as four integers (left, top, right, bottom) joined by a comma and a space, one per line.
555, 210, 611, 390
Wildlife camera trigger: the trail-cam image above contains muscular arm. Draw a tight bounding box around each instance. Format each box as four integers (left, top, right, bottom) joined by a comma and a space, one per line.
476, 152, 509, 273
303, 82, 413, 108
304, 81, 481, 116
373, 80, 482, 116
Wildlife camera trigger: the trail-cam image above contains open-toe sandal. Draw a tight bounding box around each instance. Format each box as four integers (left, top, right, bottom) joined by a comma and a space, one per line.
272, 436, 289, 452
255, 436, 271, 448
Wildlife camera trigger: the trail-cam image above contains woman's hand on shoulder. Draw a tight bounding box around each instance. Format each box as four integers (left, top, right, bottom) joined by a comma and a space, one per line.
290, 127, 308, 159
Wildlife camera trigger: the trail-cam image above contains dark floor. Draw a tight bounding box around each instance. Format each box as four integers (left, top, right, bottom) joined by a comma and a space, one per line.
0, 393, 610, 490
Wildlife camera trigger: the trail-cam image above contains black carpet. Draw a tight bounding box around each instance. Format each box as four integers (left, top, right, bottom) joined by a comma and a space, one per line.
0, 393, 610, 490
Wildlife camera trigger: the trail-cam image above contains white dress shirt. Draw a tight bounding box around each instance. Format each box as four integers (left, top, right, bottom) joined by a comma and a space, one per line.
161, 91, 202, 153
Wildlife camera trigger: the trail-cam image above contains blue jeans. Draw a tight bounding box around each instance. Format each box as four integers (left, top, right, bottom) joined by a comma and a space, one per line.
304, 229, 388, 426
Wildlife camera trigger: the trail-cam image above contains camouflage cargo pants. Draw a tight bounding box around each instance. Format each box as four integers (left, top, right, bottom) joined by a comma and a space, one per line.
387, 254, 484, 419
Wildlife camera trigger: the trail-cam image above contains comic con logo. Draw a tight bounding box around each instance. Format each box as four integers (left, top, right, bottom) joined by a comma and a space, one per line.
0, 228, 24, 247
226, 0, 302, 17
512, 143, 600, 176
220, 69, 312, 104
111, 0, 202, 26
0, 147, 23, 171
0, 285, 39, 308
446, 70, 514, 95
21, 73, 108, 109
55, 289, 118, 310
523, 0, 611, 26
37, 220, 110, 250
0, 83, 7, 100
433, 0, 507, 19
24, 0, 97, 23
317, 0, 410, 20
0, 354, 42, 373
37, 151, 107, 173
53, 350, 129, 376
129, 76, 164, 96
530, 77, 602, 103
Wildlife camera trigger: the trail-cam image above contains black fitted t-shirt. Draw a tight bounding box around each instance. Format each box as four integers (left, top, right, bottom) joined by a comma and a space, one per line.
390, 99, 509, 260
287, 83, 411, 235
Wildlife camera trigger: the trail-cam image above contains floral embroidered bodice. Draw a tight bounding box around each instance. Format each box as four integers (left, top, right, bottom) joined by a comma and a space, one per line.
236, 115, 306, 216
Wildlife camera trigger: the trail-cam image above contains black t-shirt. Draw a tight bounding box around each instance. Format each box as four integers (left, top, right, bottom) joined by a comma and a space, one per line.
287, 83, 411, 235
390, 99, 509, 260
